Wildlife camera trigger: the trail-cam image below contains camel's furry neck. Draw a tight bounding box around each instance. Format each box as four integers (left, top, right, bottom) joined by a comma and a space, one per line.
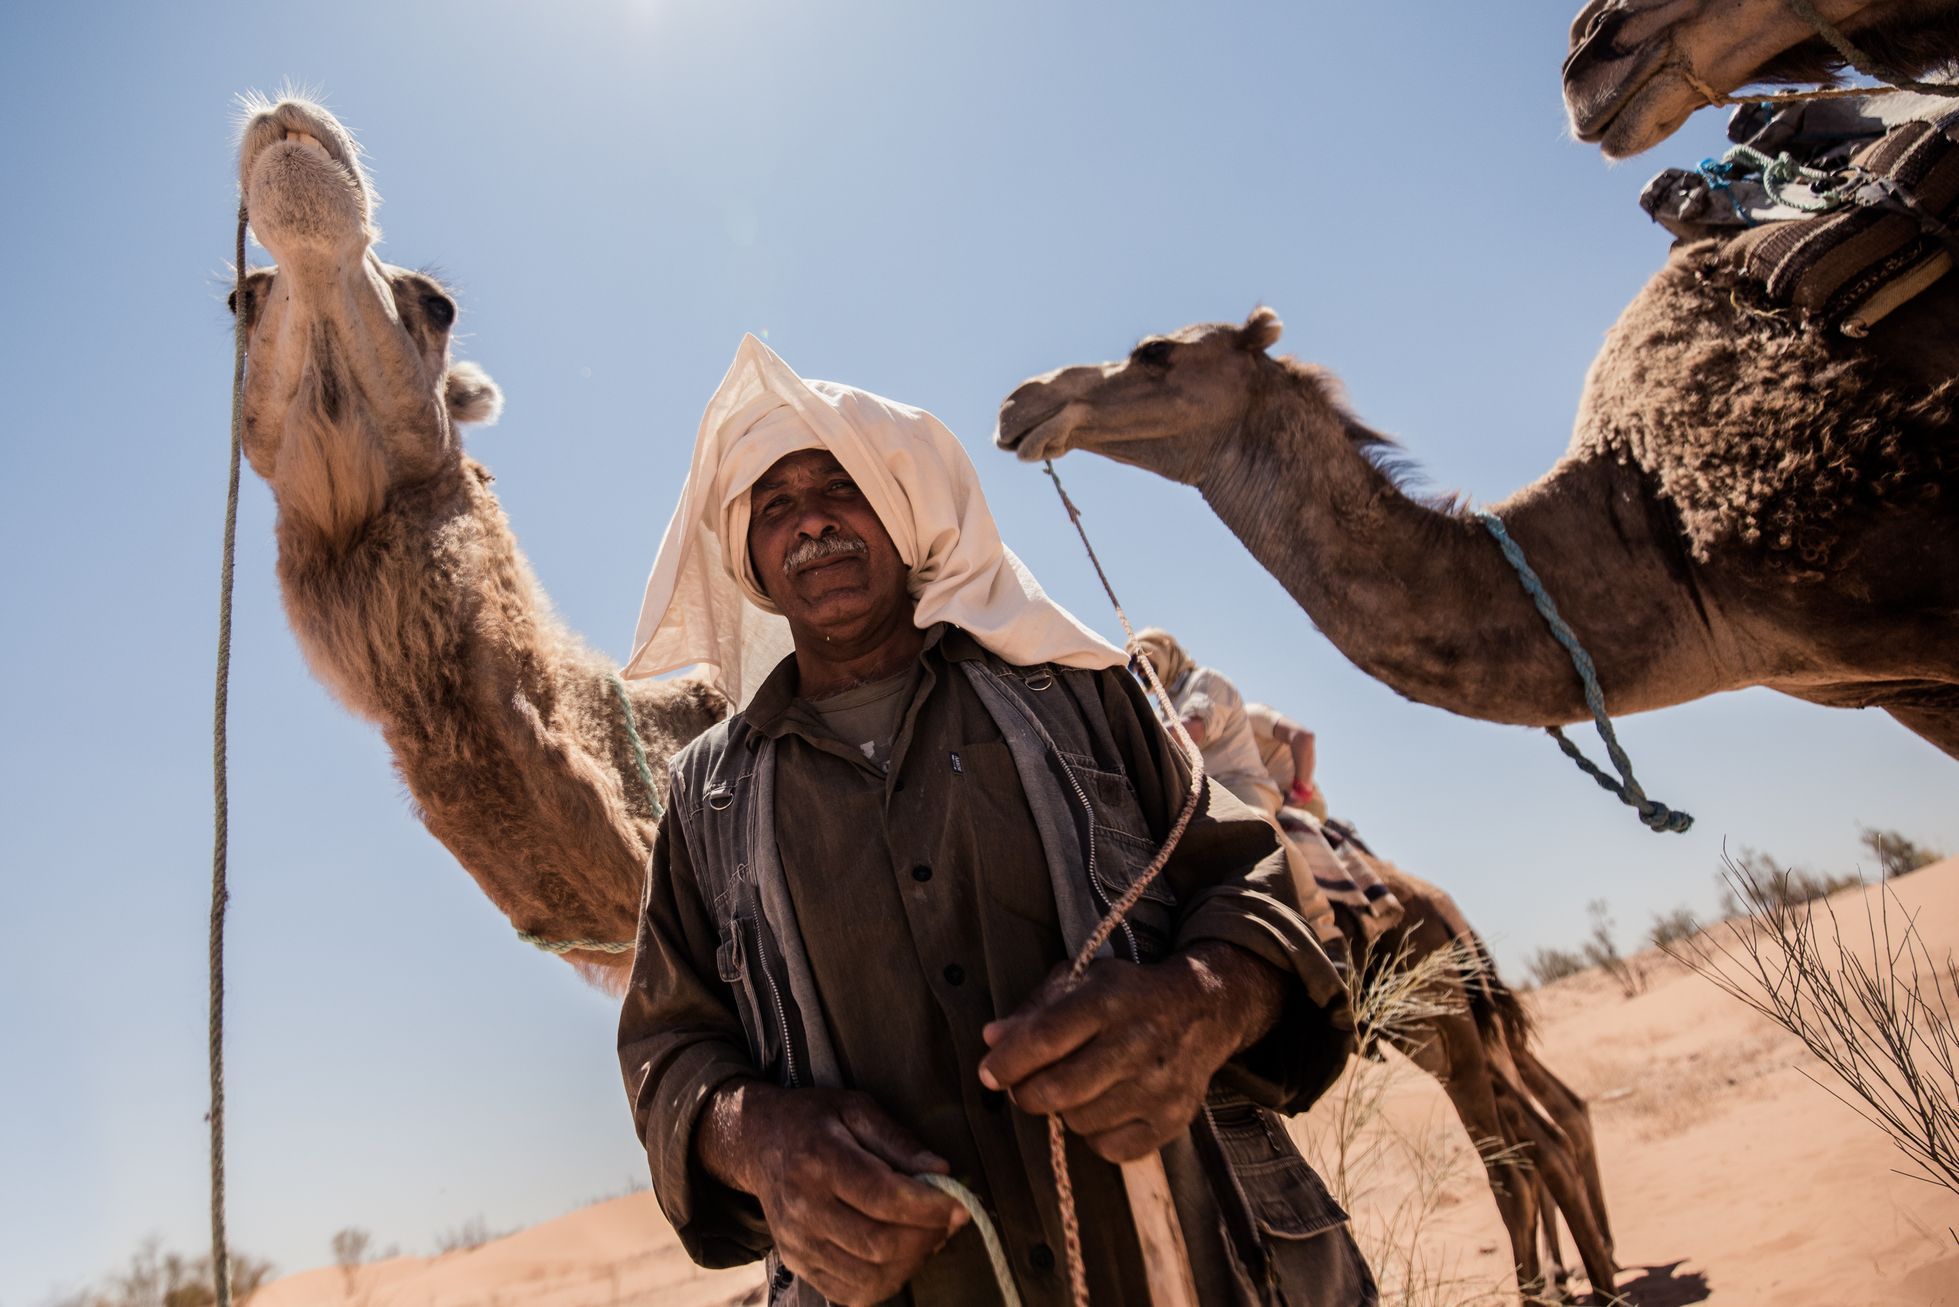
272, 457, 723, 980
1194, 358, 1731, 724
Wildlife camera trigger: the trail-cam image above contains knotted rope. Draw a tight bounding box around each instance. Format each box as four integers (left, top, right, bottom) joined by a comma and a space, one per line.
1474, 511, 1692, 834
207, 202, 249, 1307
1042, 461, 1209, 1307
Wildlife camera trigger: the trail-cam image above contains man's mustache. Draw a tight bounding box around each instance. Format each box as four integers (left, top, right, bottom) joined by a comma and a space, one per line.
783, 534, 869, 576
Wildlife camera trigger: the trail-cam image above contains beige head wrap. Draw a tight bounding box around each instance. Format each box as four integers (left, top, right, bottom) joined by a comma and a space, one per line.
625, 334, 1124, 703
1127, 627, 1193, 696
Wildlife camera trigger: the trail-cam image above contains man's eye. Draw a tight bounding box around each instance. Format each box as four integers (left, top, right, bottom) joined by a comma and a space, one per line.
828, 480, 857, 494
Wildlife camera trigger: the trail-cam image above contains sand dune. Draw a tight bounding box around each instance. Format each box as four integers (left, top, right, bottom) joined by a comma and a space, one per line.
257, 860, 1959, 1305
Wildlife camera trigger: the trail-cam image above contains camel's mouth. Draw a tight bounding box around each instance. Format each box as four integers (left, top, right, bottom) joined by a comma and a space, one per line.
1564, 19, 1700, 157
239, 98, 373, 252
994, 398, 1081, 463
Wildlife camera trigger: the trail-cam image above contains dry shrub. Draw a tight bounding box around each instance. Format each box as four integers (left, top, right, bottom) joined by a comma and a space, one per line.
1296, 933, 1516, 1307
1670, 854, 1959, 1199
54, 1239, 275, 1307
434, 1216, 504, 1254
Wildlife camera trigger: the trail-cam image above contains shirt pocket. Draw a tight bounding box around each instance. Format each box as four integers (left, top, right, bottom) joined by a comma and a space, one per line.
713, 919, 777, 1074
1207, 1100, 1351, 1242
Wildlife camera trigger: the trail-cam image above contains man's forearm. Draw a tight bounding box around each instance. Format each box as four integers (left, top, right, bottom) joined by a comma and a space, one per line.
1176, 939, 1289, 1059
696, 1077, 774, 1196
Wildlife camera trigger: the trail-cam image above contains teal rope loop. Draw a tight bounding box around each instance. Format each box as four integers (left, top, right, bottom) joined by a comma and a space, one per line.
608, 671, 664, 824
515, 673, 667, 956
913, 1174, 1022, 1307
1474, 511, 1693, 835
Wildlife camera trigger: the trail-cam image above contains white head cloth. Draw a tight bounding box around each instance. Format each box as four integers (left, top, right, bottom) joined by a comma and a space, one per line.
625, 334, 1123, 704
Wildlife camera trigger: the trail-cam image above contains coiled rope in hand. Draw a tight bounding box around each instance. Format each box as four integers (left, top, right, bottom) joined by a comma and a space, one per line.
1042, 461, 1208, 1307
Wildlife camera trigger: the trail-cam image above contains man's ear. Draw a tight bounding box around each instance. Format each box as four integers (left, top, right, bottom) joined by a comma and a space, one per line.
445, 361, 504, 426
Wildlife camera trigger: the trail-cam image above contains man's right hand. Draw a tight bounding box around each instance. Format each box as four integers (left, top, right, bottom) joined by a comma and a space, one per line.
698, 1081, 970, 1305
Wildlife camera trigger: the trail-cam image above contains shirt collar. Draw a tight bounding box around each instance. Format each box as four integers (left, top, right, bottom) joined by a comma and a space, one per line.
742, 622, 977, 745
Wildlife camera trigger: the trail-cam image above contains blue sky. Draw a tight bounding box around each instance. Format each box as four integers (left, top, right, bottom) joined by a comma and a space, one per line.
2, 1, 1953, 1300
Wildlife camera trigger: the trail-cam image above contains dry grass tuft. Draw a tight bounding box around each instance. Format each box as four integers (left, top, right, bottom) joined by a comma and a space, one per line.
1670, 854, 1959, 1203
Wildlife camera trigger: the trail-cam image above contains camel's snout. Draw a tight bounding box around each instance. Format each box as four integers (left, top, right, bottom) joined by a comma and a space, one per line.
239, 96, 374, 262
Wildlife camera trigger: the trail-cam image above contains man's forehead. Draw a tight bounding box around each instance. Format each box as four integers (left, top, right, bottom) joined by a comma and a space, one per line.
753, 447, 845, 491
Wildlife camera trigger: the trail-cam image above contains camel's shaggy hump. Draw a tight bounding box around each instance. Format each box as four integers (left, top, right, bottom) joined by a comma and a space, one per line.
1577, 244, 1955, 576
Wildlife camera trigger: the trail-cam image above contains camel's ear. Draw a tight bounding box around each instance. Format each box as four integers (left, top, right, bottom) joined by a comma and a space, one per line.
1239, 307, 1283, 353
445, 361, 503, 426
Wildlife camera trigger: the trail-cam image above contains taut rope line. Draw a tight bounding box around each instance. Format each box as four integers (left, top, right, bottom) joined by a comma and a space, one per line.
208, 201, 249, 1307
1042, 460, 1208, 1307
1690, 0, 1959, 109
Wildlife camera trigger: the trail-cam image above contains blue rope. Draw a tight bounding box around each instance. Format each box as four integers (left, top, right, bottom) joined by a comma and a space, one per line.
1474, 511, 1693, 835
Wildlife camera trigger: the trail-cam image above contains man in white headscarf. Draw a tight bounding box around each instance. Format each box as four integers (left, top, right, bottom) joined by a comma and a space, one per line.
617, 337, 1372, 1307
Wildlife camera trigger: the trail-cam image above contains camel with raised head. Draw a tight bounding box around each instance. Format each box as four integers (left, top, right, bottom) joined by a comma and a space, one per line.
996, 303, 1959, 756
1565, 0, 1959, 158
232, 97, 726, 982
1329, 851, 1619, 1302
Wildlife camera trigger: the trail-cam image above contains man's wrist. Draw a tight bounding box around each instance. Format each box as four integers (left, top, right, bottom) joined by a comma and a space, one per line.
1173, 940, 1288, 1058
697, 1077, 780, 1197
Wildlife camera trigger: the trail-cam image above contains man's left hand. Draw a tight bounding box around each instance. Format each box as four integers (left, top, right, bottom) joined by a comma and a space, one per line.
976, 943, 1283, 1163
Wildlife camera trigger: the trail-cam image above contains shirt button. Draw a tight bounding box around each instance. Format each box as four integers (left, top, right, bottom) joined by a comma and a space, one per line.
942, 963, 965, 986
1029, 1243, 1056, 1272
911, 864, 933, 883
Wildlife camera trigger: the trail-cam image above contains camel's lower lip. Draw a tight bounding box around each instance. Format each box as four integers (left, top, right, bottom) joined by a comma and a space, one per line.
996, 407, 1068, 459
1564, 23, 1677, 147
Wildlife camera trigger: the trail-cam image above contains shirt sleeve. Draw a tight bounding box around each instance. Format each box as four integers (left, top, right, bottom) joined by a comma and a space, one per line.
618, 788, 773, 1267
1095, 668, 1354, 1113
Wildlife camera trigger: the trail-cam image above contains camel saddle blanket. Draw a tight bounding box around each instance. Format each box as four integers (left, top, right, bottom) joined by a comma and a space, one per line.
1641, 97, 1959, 335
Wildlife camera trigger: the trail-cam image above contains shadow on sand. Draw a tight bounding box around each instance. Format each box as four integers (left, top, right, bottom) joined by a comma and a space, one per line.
1601, 1259, 1711, 1306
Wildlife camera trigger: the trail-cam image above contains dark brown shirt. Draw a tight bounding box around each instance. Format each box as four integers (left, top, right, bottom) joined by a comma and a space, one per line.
621, 626, 1349, 1304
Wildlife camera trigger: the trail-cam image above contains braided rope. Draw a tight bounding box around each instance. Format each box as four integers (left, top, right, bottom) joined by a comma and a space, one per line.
207, 202, 249, 1307
515, 674, 665, 956
914, 1174, 1023, 1307
1474, 511, 1692, 834
1042, 462, 1208, 1307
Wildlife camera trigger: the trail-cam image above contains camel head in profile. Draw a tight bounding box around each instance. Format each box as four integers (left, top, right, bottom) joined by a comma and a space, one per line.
1564, 0, 1959, 157
996, 309, 1285, 488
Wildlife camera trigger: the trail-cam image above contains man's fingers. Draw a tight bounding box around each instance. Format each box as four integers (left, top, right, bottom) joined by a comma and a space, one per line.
1056, 1077, 1158, 1138
979, 984, 1107, 1091
841, 1096, 950, 1178
828, 1144, 965, 1231
1087, 1116, 1178, 1164
1004, 1032, 1135, 1117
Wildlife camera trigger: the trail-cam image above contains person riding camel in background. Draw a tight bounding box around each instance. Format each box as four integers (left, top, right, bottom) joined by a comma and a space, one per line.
1245, 702, 1406, 933
1126, 630, 1402, 942
1246, 704, 1324, 820
617, 337, 1373, 1307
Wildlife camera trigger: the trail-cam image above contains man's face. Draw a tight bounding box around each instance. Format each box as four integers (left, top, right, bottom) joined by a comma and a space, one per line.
747, 448, 911, 646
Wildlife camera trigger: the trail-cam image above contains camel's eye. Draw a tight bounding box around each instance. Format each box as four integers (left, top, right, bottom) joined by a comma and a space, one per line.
1132, 340, 1175, 369
420, 292, 457, 330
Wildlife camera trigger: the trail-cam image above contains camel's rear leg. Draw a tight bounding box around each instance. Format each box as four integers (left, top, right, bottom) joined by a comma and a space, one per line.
1492, 1082, 1619, 1299
1538, 1185, 1572, 1296
1514, 1044, 1614, 1259
1402, 1016, 1546, 1299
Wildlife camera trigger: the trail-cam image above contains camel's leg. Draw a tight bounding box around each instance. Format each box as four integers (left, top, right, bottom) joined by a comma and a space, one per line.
1491, 1082, 1619, 1299
1537, 1181, 1571, 1296
1514, 1045, 1614, 1259
1885, 704, 1959, 760
1400, 1014, 1545, 1299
